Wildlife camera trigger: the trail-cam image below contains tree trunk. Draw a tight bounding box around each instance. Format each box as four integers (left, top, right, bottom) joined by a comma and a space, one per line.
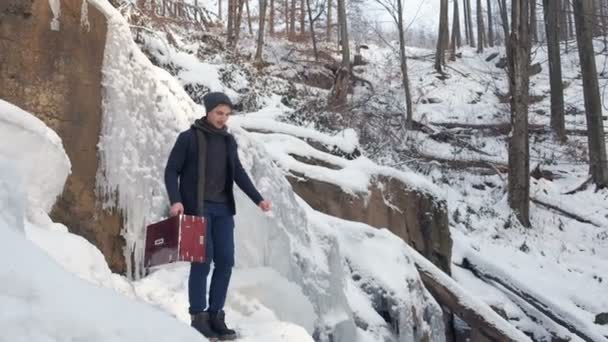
435, 0, 449, 73
328, 0, 350, 108
600, 0, 607, 48
498, 0, 510, 46
284, 0, 289, 34
530, 0, 538, 43
451, 0, 462, 60
290, 0, 296, 37
397, 0, 413, 128
573, 0, 608, 188
269, 0, 275, 35
568, 0, 575, 39
232, 0, 245, 47
487, 0, 494, 46
560, 0, 569, 40
327, 0, 332, 40
227, 0, 235, 43
246, 0, 253, 35
466, 0, 476, 47
544, 0, 567, 142
306, 0, 319, 60
300, 0, 305, 35
219, 0, 223, 20
476, 0, 485, 52
254, 0, 268, 64
463, 0, 471, 45
507, 0, 531, 227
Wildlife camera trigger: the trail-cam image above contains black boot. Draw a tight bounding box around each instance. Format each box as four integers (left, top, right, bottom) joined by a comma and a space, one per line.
191, 312, 219, 340
209, 311, 237, 340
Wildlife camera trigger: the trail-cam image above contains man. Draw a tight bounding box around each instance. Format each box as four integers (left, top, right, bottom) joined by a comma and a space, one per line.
165, 92, 271, 340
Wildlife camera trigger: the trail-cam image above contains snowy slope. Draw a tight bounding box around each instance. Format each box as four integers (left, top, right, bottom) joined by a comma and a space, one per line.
354, 39, 608, 340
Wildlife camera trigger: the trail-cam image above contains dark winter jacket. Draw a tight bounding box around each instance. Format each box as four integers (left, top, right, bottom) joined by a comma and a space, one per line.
164, 124, 264, 216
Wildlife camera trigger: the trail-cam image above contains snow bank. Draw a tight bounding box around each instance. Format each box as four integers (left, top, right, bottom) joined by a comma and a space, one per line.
0, 159, 26, 233
0, 160, 206, 342
0, 99, 135, 295
0, 100, 71, 221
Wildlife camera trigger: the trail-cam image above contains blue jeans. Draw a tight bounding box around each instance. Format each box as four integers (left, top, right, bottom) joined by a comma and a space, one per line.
188, 201, 235, 314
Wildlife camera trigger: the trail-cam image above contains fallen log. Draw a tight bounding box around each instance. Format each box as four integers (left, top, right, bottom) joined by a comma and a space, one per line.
459, 256, 608, 342
406, 245, 531, 342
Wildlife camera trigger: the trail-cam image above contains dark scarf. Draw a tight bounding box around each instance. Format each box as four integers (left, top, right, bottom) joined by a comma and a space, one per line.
192, 117, 230, 136
191, 118, 230, 215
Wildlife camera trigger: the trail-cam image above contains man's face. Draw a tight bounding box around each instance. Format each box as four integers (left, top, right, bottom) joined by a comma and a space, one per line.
206, 104, 231, 129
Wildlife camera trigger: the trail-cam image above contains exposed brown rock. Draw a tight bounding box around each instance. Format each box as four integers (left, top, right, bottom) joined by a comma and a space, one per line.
287, 171, 452, 274
0, 0, 126, 273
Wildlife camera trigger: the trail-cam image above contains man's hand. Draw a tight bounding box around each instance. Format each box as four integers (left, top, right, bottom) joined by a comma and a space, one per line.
170, 202, 184, 217
258, 200, 271, 212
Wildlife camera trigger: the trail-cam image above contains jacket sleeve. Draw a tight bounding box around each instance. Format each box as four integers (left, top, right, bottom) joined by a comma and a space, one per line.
234, 148, 264, 205
164, 132, 188, 205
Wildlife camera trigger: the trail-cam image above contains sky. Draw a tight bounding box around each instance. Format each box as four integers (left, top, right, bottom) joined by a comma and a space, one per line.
361, 0, 440, 33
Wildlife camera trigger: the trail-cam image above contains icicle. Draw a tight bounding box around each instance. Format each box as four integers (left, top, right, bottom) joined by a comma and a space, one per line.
80, 0, 91, 32
48, 0, 61, 31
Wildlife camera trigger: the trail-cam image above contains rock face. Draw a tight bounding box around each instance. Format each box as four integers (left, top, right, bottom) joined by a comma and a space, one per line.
288, 173, 452, 274
0, 0, 126, 273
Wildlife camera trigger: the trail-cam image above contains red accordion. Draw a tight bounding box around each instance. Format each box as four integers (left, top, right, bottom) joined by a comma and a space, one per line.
144, 214, 207, 268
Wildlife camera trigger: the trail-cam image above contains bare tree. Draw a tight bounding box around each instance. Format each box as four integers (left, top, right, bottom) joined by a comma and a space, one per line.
560, 0, 568, 40
219, 0, 223, 20
476, 0, 486, 52
227, 0, 235, 42
451, 0, 462, 60
300, 0, 306, 34
543, 0, 566, 142
464, 0, 471, 44
507, 0, 531, 227
246, 0, 253, 35
567, 0, 574, 39
232, 0, 246, 47
290, 0, 296, 37
487, 0, 494, 46
530, 0, 538, 43
396, 0, 413, 128
327, 0, 332, 40
573, 0, 608, 188
269, 0, 275, 35
435, 0, 449, 73
284, 0, 289, 34
466, 0, 476, 47
328, 0, 350, 107
498, 0, 510, 45
599, 0, 608, 48
254, 0, 268, 64
306, 0, 326, 60
375, 0, 414, 127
